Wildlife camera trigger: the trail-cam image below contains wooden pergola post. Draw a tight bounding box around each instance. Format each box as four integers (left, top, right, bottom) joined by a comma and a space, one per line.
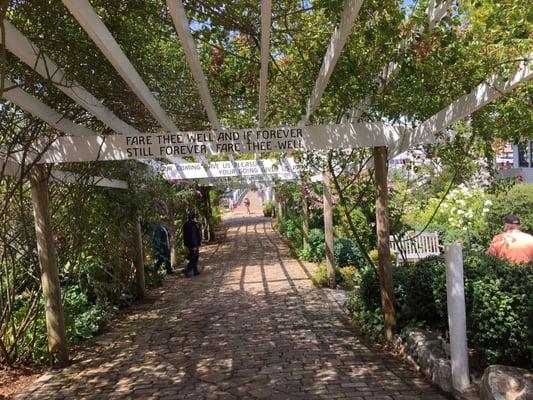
374, 146, 396, 342
170, 228, 179, 271
29, 165, 69, 367
275, 189, 283, 220
322, 170, 335, 289
133, 212, 146, 299
301, 178, 309, 246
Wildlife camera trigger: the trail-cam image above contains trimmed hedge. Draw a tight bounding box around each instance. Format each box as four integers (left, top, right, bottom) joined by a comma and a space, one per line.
350, 254, 533, 369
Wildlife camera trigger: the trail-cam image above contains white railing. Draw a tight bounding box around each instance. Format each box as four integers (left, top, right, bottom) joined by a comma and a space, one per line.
390, 231, 440, 262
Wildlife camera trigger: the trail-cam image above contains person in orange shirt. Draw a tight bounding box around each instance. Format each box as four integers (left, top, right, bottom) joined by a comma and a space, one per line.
487, 215, 533, 264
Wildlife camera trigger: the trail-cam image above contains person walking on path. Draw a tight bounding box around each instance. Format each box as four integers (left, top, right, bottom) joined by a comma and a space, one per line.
182, 212, 202, 277
243, 196, 251, 214
487, 214, 533, 264
152, 214, 173, 274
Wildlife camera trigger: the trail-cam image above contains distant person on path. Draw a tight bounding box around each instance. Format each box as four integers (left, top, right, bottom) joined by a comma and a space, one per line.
152, 214, 173, 274
487, 214, 533, 264
229, 198, 235, 213
243, 197, 251, 214
182, 212, 202, 277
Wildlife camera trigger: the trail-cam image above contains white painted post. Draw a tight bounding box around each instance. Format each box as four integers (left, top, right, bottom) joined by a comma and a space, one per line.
445, 243, 470, 393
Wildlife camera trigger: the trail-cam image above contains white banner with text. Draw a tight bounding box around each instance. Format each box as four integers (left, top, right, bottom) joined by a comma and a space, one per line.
14, 122, 410, 164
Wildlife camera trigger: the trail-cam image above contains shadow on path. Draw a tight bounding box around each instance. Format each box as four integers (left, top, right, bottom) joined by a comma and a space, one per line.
14, 209, 448, 400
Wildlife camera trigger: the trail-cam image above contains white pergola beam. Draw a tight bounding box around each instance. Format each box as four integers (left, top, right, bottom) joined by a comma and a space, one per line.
2, 20, 187, 164
258, 0, 272, 128
1, 20, 139, 136
50, 170, 128, 189
0, 161, 128, 190
302, 0, 364, 124
62, 0, 178, 133
1, 82, 129, 189
390, 55, 533, 158
429, 0, 450, 30
2, 79, 95, 137
13, 122, 412, 165
167, 0, 220, 129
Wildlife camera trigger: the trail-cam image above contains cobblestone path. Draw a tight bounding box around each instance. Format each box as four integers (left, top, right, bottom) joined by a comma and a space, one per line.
14, 201, 448, 400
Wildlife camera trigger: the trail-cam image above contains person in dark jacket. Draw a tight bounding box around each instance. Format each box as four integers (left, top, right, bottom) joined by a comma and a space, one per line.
182, 212, 202, 277
152, 214, 173, 274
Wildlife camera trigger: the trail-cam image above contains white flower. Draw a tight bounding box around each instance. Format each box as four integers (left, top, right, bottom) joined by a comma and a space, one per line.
457, 199, 466, 206
482, 208, 490, 213
484, 200, 493, 206
457, 209, 465, 215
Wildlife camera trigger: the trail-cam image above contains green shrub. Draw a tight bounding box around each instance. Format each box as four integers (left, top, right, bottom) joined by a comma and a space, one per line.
10, 286, 114, 364
338, 266, 359, 290
263, 201, 275, 217
395, 257, 444, 327
311, 263, 359, 290
284, 218, 303, 248
346, 290, 384, 340
299, 228, 326, 262
334, 238, 366, 268
277, 218, 288, 235
300, 233, 368, 269
433, 253, 532, 368
311, 262, 331, 287
487, 183, 533, 235
351, 253, 533, 368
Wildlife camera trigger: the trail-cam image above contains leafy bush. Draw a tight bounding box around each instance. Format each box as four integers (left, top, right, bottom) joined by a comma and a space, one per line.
263, 201, 275, 217
487, 183, 533, 235
299, 228, 326, 262
334, 238, 366, 268
345, 290, 384, 340
338, 266, 359, 290
9, 286, 114, 364
300, 233, 367, 269
432, 253, 532, 368
311, 262, 331, 287
284, 218, 303, 248
311, 263, 359, 289
350, 253, 533, 368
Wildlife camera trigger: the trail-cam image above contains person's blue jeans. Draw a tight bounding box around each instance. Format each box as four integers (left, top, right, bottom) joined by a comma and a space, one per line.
184, 247, 199, 275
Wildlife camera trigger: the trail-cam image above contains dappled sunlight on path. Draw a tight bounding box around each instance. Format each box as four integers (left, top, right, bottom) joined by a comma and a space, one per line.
14, 198, 447, 399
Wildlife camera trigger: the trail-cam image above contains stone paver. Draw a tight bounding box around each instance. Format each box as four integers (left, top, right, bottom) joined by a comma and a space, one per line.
14, 194, 449, 400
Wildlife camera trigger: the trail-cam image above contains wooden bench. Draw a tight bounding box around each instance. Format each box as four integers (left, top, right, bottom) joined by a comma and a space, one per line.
390, 231, 440, 262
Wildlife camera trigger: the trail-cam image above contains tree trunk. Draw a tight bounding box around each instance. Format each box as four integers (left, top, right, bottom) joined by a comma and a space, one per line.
374, 146, 396, 342
29, 165, 69, 367
133, 213, 146, 299
322, 170, 335, 289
